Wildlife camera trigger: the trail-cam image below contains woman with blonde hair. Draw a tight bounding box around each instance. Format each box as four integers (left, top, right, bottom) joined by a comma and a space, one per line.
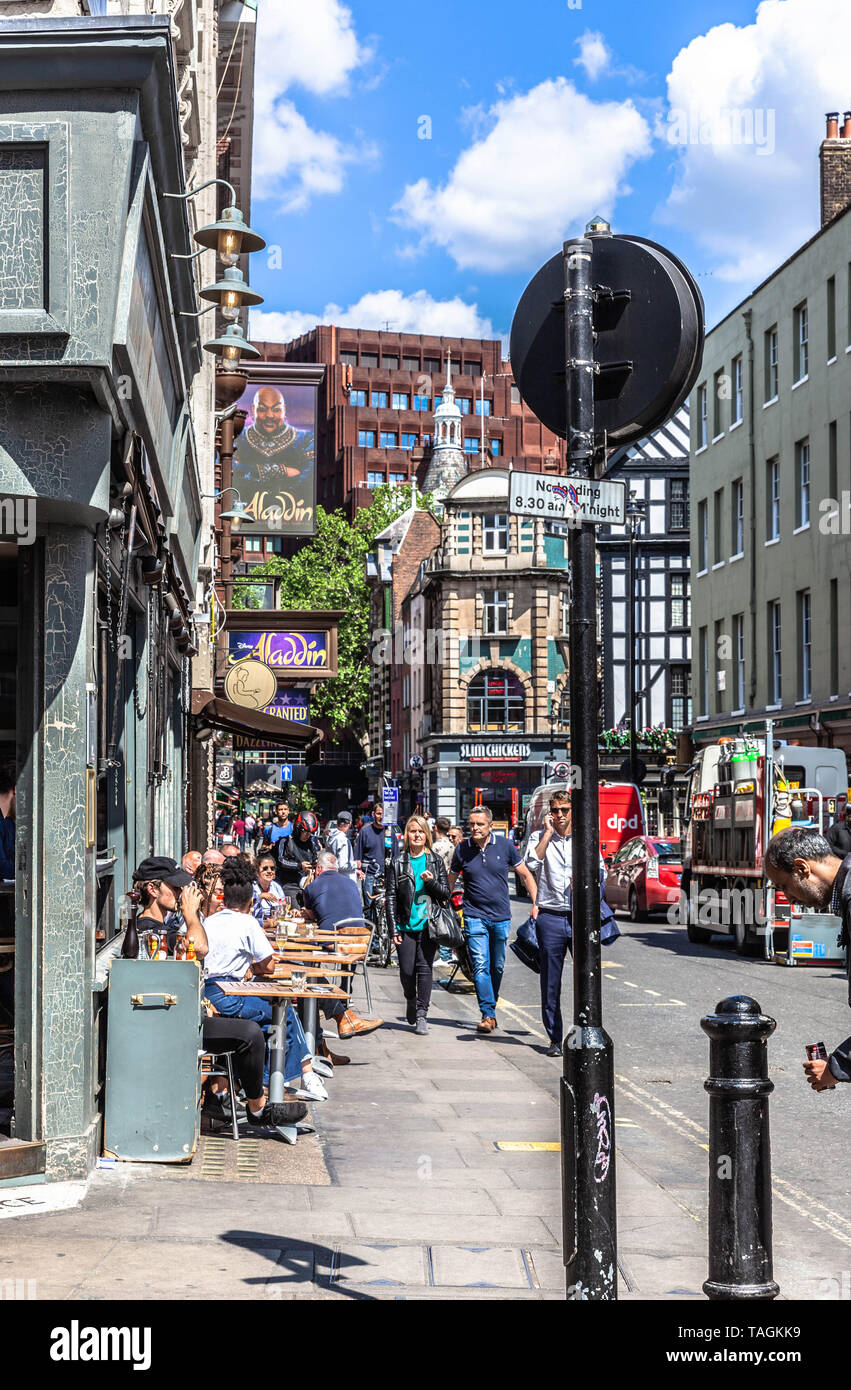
385, 814, 452, 1035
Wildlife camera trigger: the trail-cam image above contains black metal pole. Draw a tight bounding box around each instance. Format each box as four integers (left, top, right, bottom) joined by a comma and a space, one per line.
627, 522, 637, 784
561, 235, 617, 1300
701, 995, 779, 1300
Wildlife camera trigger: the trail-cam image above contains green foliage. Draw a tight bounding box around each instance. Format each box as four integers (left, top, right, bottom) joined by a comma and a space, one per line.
286, 784, 318, 814
245, 485, 433, 737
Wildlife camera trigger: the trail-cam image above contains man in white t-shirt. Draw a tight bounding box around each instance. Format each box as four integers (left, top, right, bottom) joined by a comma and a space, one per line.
202, 858, 328, 1103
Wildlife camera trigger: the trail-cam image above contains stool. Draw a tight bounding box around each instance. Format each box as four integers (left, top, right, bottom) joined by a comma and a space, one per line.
199, 1048, 239, 1141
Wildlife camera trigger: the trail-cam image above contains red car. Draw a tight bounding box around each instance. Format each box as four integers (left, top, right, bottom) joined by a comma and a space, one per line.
604, 836, 683, 922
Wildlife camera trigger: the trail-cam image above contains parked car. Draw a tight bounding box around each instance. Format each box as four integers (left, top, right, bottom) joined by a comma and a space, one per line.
604, 836, 683, 921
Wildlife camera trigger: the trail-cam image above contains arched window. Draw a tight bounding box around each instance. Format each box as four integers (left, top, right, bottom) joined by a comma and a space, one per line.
467, 669, 526, 732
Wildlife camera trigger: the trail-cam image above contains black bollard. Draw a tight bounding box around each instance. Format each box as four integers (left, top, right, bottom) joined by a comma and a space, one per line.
700, 995, 779, 1300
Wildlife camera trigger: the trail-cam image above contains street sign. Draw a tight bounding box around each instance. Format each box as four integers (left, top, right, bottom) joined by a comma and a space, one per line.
382, 787, 399, 825
552, 761, 571, 780
509, 233, 704, 449
217, 762, 233, 786
509, 470, 625, 525
281, 765, 293, 783
409, 754, 424, 772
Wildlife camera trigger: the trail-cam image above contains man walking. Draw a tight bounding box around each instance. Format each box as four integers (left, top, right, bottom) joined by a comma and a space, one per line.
449, 807, 538, 1034
355, 801, 400, 924
764, 828, 851, 1091
327, 810, 362, 886
524, 790, 618, 1057
261, 801, 293, 883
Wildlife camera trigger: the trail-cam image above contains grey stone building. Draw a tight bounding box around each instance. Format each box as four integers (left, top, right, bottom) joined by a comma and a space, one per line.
0, 10, 228, 1182
689, 115, 851, 761
420, 468, 570, 827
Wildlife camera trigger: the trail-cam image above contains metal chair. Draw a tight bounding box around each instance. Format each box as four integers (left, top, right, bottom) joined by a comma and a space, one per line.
199, 1048, 240, 1141
332, 916, 375, 1013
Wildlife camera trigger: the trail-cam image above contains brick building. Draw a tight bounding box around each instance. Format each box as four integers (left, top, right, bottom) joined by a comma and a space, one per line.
241, 327, 567, 565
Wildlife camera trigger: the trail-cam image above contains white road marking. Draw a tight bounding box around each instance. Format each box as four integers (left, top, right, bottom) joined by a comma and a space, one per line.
644, 989, 661, 996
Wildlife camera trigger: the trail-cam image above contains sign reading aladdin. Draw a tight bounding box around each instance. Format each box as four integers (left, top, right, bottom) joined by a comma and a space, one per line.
228, 631, 327, 673
232, 376, 318, 537
460, 742, 532, 762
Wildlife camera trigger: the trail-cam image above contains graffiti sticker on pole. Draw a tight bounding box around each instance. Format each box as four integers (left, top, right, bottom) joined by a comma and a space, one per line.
509, 470, 626, 525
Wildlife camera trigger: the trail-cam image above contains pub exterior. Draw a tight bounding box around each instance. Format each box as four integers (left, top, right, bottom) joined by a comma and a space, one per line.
0, 16, 218, 1183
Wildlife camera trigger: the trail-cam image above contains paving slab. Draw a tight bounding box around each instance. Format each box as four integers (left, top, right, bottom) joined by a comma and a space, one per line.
309, 1185, 501, 1215
348, 1211, 555, 1245
430, 1244, 533, 1289
330, 1242, 429, 1288
74, 1238, 293, 1299
0, 1236, 117, 1284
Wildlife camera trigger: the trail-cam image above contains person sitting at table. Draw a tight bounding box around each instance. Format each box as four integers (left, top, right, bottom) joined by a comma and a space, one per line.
132, 856, 208, 956
277, 812, 321, 903
255, 852, 286, 919
301, 851, 384, 1041
201, 858, 327, 1103
202, 1015, 307, 1131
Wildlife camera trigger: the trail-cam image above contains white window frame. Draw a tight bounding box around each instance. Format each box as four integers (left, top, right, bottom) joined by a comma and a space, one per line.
483, 514, 509, 553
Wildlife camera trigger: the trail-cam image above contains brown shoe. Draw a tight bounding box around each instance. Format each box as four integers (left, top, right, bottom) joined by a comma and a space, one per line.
337, 1009, 384, 1039
320, 1037, 350, 1065
477, 1015, 496, 1034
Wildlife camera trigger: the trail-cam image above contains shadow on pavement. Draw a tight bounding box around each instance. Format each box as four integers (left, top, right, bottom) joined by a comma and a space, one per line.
220, 1231, 378, 1301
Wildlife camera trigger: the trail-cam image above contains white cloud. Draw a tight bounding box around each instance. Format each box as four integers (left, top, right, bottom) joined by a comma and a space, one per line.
393, 78, 652, 272
250, 290, 497, 345
252, 0, 375, 212
660, 0, 851, 287
574, 31, 612, 82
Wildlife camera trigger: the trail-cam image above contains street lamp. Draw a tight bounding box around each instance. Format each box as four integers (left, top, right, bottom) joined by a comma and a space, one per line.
164, 178, 266, 264
203, 321, 261, 366
625, 490, 647, 785
202, 487, 257, 523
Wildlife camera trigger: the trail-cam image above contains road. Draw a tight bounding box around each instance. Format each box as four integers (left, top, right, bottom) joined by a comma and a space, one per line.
492, 894, 851, 1296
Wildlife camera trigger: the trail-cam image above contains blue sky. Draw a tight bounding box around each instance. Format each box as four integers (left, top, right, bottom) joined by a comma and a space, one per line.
248, 0, 851, 347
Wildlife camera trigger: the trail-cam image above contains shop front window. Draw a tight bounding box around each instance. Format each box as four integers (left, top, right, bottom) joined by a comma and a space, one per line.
466, 669, 525, 732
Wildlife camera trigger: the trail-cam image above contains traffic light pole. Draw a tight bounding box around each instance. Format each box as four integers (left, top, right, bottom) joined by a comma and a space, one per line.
560, 235, 618, 1300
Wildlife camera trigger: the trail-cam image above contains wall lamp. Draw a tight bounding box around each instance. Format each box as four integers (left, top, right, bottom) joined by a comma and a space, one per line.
180, 267, 264, 322
164, 178, 266, 264
202, 487, 256, 523
203, 321, 260, 366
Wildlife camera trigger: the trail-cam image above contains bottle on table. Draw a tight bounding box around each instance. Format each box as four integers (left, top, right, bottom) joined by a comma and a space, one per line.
121, 915, 140, 960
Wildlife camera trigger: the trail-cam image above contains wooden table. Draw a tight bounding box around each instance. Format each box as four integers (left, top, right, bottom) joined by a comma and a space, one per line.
218, 980, 347, 1102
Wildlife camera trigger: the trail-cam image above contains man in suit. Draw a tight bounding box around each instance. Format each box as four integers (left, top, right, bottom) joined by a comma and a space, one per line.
764, 828, 851, 1090
524, 790, 618, 1057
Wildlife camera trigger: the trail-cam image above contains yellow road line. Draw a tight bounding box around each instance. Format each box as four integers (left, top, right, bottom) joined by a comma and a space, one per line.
494, 1140, 560, 1152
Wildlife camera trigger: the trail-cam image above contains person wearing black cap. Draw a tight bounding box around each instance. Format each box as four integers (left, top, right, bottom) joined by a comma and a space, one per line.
133, 856, 207, 958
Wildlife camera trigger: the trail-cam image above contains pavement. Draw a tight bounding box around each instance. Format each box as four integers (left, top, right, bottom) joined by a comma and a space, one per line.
0, 920, 718, 1303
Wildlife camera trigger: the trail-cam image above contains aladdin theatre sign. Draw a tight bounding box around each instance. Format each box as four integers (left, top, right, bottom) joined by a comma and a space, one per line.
223, 609, 342, 683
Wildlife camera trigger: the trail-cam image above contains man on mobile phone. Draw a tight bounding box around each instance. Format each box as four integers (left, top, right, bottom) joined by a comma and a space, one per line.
764, 828, 851, 1091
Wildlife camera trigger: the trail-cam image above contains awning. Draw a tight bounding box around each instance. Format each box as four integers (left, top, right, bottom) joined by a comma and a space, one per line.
192, 691, 322, 750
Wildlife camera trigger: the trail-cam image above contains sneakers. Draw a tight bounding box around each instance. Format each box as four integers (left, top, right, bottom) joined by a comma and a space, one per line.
477, 1016, 496, 1034
414, 1016, 429, 1036
299, 1072, 329, 1102
337, 1009, 384, 1039
246, 1100, 308, 1128
405, 998, 417, 1025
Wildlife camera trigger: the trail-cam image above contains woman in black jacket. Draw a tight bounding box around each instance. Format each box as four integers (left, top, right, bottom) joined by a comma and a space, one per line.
385, 815, 451, 1035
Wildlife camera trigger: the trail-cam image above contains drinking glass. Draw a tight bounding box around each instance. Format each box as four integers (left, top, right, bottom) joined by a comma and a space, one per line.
291, 969, 307, 991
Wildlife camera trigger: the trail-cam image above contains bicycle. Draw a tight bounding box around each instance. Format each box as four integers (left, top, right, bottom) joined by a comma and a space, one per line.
365, 875, 393, 968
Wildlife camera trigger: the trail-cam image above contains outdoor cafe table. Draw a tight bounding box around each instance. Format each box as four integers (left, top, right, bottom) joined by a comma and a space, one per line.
217, 980, 347, 1103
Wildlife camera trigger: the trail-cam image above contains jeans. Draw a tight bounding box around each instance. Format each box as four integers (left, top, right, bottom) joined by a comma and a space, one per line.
535, 909, 574, 1046
204, 981, 307, 1084
362, 869, 379, 925
463, 916, 511, 1019
397, 930, 437, 1016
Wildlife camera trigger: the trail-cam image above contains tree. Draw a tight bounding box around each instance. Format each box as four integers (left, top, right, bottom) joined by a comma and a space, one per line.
240, 485, 433, 740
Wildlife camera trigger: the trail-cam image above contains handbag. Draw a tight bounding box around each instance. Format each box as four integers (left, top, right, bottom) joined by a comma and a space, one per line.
509, 915, 541, 973
427, 900, 464, 948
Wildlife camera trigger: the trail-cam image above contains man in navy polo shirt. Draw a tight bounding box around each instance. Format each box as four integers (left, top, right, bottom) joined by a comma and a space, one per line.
449, 806, 538, 1034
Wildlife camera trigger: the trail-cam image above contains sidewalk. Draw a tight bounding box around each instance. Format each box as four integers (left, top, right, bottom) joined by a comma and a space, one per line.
0, 963, 707, 1301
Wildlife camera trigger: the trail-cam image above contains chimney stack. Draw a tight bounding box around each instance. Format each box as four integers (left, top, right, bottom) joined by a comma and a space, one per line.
820, 110, 851, 226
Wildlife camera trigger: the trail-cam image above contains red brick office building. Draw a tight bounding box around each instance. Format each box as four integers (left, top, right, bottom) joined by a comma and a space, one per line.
242, 327, 567, 563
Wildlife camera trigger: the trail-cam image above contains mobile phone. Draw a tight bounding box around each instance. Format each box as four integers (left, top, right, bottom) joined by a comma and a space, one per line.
806, 1042, 836, 1089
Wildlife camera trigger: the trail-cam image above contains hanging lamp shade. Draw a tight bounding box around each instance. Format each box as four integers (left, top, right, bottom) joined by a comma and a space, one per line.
193, 205, 266, 264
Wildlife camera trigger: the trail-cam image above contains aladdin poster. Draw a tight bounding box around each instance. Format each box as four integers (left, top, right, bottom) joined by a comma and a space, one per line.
232, 377, 317, 536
